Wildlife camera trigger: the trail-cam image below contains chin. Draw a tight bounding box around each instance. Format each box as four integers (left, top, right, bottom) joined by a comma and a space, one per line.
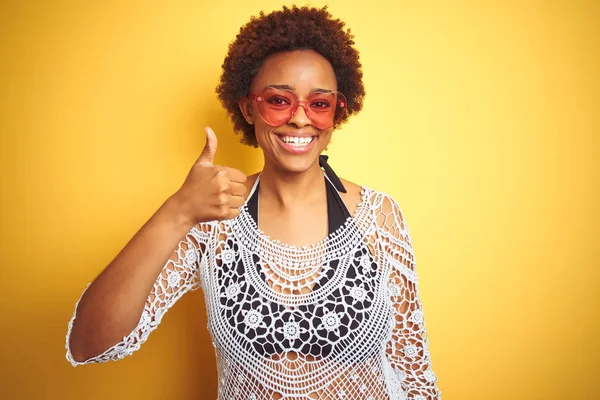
275, 155, 318, 174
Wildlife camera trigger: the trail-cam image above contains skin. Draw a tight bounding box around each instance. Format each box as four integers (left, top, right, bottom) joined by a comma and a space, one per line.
239, 50, 363, 249
68, 49, 363, 364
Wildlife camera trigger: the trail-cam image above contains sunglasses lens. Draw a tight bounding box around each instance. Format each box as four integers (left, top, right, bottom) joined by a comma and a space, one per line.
255, 89, 295, 126
306, 92, 347, 129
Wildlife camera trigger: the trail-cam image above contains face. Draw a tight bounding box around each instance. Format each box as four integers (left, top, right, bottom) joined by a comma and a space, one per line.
239, 50, 339, 174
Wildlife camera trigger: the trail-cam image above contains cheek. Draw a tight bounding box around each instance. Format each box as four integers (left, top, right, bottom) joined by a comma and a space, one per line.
253, 121, 276, 149
319, 130, 333, 146
250, 105, 272, 134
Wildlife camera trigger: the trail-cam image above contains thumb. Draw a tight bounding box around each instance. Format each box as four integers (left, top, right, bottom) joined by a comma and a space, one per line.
197, 126, 218, 166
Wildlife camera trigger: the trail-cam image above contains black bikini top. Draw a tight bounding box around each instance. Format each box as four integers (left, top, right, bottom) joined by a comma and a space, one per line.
231, 156, 375, 359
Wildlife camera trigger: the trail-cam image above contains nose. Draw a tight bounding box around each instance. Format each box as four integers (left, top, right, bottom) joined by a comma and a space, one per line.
288, 103, 311, 128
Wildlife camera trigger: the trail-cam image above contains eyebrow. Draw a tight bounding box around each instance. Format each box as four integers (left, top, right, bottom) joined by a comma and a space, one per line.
265, 84, 333, 94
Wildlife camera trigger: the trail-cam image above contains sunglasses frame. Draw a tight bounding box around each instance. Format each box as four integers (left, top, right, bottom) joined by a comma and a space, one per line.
248, 88, 347, 130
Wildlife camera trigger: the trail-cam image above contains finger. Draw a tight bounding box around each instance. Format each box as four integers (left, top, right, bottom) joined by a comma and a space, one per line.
228, 195, 246, 209
196, 126, 218, 166
223, 167, 248, 183
214, 167, 227, 179
228, 181, 247, 197
227, 208, 241, 220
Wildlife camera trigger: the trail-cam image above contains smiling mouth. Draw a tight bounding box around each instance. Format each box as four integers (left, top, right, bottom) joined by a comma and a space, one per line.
276, 135, 317, 147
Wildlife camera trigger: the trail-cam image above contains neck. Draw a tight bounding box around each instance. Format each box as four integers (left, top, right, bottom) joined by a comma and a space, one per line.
259, 158, 325, 210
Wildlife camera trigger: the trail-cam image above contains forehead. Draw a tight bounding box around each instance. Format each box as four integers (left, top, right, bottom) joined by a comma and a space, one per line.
251, 50, 337, 92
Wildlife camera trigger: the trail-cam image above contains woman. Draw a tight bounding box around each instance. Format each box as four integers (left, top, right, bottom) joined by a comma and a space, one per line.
66, 6, 441, 400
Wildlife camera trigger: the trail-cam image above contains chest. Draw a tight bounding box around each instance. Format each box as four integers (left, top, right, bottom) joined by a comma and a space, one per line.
258, 207, 329, 251
202, 225, 393, 360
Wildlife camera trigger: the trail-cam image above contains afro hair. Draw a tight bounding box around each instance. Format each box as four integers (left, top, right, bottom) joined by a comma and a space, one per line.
216, 5, 365, 147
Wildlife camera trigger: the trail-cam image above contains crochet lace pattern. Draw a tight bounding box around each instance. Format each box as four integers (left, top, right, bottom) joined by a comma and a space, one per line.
66, 187, 441, 400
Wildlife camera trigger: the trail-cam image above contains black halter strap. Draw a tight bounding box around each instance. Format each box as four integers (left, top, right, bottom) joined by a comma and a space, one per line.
319, 155, 347, 193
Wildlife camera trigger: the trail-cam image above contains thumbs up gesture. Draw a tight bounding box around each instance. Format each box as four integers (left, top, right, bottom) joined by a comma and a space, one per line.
173, 127, 248, 225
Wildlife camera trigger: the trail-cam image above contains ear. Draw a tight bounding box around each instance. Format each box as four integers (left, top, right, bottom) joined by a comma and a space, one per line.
238, 98, 254, 125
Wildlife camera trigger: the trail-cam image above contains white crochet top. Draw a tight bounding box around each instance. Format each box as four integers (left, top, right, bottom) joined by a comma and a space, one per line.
66, 172, 441, 400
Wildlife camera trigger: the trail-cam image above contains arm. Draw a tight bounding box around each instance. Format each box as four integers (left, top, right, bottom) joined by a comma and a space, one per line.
377, 194, 441, 399
65, 127, 246, 365
65, 197, 213, 366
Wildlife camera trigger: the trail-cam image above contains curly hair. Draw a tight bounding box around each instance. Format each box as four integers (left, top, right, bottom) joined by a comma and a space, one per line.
216, 5, 365, 147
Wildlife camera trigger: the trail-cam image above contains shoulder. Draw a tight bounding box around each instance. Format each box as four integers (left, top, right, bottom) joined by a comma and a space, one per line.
338, 177, 364, 214
339, 178, 406, 224
341, 178, 403, 215
344, 180, 410, 237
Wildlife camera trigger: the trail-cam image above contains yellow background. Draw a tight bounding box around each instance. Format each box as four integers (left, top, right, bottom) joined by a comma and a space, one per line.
1, 0, 598, 399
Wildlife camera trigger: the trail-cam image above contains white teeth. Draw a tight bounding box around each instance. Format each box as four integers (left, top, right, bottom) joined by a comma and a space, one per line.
280, 136, 314, 146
